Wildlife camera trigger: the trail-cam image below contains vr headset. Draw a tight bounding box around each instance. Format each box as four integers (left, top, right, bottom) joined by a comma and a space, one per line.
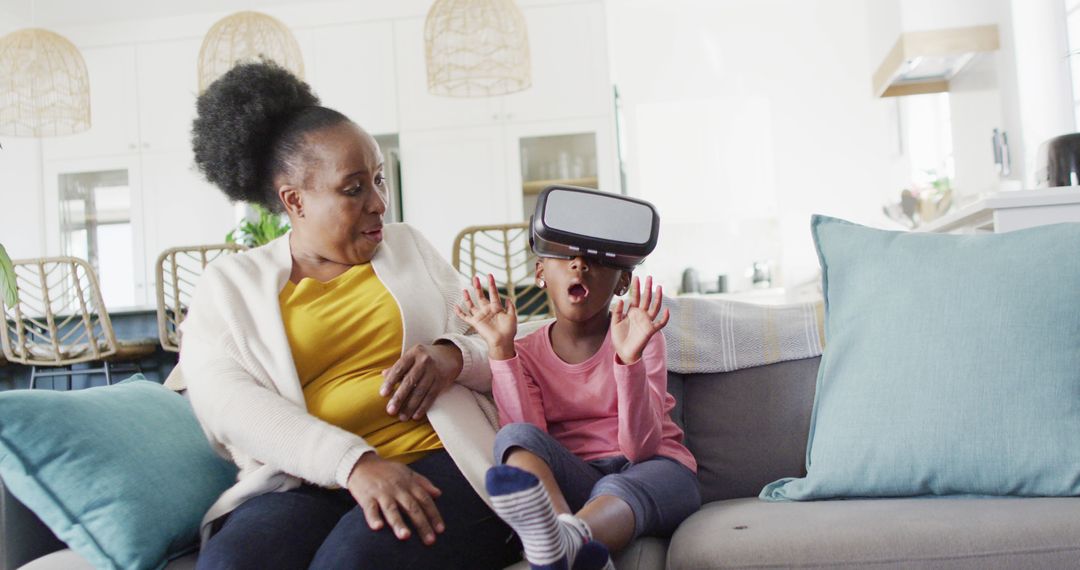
529, 185, 660, 270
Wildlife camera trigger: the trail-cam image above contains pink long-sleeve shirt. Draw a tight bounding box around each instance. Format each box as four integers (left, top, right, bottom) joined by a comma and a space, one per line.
490, 324, 696, 473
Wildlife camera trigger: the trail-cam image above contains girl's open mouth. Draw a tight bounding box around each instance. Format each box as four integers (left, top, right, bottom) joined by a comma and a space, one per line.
567, 283, 589, 303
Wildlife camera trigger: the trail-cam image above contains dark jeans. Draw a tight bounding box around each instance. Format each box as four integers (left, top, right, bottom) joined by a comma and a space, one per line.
197, 450, 520, 570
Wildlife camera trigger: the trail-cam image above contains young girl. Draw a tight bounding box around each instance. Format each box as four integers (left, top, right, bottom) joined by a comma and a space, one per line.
455, 258, 700, 570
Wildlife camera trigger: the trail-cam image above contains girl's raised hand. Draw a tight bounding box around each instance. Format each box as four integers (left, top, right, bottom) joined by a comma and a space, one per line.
610, 275, 670, 365
453, 274, 518, 360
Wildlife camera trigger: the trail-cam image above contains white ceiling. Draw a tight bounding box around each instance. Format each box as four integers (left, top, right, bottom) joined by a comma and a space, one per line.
0, 0, 311, 28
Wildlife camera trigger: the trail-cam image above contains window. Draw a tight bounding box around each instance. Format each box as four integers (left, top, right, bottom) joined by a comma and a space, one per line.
903, 92, 954, 190
1068, 0, 1080, 130
59, 170, 135, 308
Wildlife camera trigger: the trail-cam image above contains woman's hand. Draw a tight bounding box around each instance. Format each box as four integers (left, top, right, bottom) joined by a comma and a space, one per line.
610, 276, 670, 365
347, 452, 444, 545
453, 274, 518, 361
381, 343, 463, 421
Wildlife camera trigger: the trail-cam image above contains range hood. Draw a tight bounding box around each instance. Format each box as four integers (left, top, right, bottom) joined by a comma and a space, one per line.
872, 24, 1000, 98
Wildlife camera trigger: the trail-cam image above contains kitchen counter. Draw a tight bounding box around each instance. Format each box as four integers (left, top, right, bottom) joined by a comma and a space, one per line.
918, 187, 1080, 234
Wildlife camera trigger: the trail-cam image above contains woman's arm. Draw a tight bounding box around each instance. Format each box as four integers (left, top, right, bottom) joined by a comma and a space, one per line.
613, 333, 668, 462
405, 224, 493, 391
179, 263, 375, 488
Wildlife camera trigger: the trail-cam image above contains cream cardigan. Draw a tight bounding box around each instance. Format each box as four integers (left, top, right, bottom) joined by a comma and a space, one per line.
165, 224, 500, 541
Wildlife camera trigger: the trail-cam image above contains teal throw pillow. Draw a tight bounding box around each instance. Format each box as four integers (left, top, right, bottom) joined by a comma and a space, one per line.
0, 376, 237, 569
761, 216, 1080, 501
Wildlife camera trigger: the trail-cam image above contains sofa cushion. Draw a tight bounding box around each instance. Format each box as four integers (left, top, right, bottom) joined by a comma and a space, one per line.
683, 357, 819, 502
0, 378, 237, 570
666, 372, 685, 430
668, 497, 1080, 569
0, 475, 65, 570
764, 216, 1080, 501
19, 550, 197, 570
503, 536, 667, 570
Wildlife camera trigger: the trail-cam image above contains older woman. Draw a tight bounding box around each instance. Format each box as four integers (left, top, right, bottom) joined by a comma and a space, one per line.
168, 62, 520, 569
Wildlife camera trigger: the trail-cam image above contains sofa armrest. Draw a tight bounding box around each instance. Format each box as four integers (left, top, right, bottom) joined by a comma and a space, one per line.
0, 476, 65, 570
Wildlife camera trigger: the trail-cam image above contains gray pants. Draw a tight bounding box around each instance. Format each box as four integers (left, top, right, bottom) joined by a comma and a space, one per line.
493, 422, 701, 539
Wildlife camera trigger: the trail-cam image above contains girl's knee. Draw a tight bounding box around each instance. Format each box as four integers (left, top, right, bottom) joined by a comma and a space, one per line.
493, 422, 548, 463
496, 422, 545, 442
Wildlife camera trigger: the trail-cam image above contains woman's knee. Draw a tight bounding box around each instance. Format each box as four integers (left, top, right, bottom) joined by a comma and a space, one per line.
196, 534, 240, 570
198, 526, 305, 570
310, 508, 439, 570
310, 530, 398, 569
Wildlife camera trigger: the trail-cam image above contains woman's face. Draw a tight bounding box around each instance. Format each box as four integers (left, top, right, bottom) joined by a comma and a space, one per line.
281, 122, 388, 265
537, 256, 630, 323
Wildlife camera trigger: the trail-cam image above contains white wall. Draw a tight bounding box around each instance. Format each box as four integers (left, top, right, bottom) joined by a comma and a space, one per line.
0, 140, 44, 260
948, 53, 1007, 197
899, 0, 1000, 30
1009, 0, 1075, 185
0, 10, 44, 260
869, 0, 1075, 196
607, 0, 905, 292
866, 0, 902, 66
943, 0, 1075, 193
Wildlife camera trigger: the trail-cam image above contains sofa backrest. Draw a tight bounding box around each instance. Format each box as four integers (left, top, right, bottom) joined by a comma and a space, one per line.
671, 356, 820, 503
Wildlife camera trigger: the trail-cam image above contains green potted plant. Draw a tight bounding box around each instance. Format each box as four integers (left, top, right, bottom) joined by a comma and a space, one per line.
0, 243, 16, 308
225, 204, 291, 248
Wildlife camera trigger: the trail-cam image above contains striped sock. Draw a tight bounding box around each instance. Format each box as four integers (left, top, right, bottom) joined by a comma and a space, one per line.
486, 466, 608, 570
559, 515, 614, 570
571, 540, 613, 570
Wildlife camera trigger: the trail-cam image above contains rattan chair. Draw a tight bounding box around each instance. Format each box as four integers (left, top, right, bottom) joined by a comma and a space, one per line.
452, 223, 553, 321
0, 256, 156, 388
155, 244, 246, 353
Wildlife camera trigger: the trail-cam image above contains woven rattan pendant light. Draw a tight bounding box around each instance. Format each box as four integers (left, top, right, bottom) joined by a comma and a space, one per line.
0, 28, 90, 137
425, 0, 531, 97
197, 11, 304, 93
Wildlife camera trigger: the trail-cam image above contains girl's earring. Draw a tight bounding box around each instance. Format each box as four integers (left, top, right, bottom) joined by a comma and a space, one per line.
537, 278, 546, 289
617, 286, 628, 296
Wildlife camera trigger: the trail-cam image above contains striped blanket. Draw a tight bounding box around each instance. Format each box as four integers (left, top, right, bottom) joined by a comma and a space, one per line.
662, 297, 825, 374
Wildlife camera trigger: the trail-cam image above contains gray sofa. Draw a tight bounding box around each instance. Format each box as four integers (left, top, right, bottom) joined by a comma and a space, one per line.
6, 353, 1080, 569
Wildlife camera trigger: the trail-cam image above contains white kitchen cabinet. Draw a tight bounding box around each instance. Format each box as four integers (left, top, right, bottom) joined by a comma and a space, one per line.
503, 116, 619, 219
394, 0, 617, 263
398, 126, 509, 261
393, 17, 502, 131
41, 155, 148, 308
39, 150, 236, 309
918, 187, 1080, 234
139, 150, 236, 275
0, 138, 45, 258
311, 21, 399, 135
394, 2, 611, 132
41, 38, 203, 159
500, 2, 611, 123
42, 45, 141, 161
136, 39, 201, 154
399, 117, 619, 261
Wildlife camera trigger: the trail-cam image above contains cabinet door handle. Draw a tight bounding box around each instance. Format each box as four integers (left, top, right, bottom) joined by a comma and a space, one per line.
128, 143, 137, 151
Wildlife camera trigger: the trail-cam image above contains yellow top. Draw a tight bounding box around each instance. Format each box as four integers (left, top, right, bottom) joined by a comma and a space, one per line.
279, 263, 442, 465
